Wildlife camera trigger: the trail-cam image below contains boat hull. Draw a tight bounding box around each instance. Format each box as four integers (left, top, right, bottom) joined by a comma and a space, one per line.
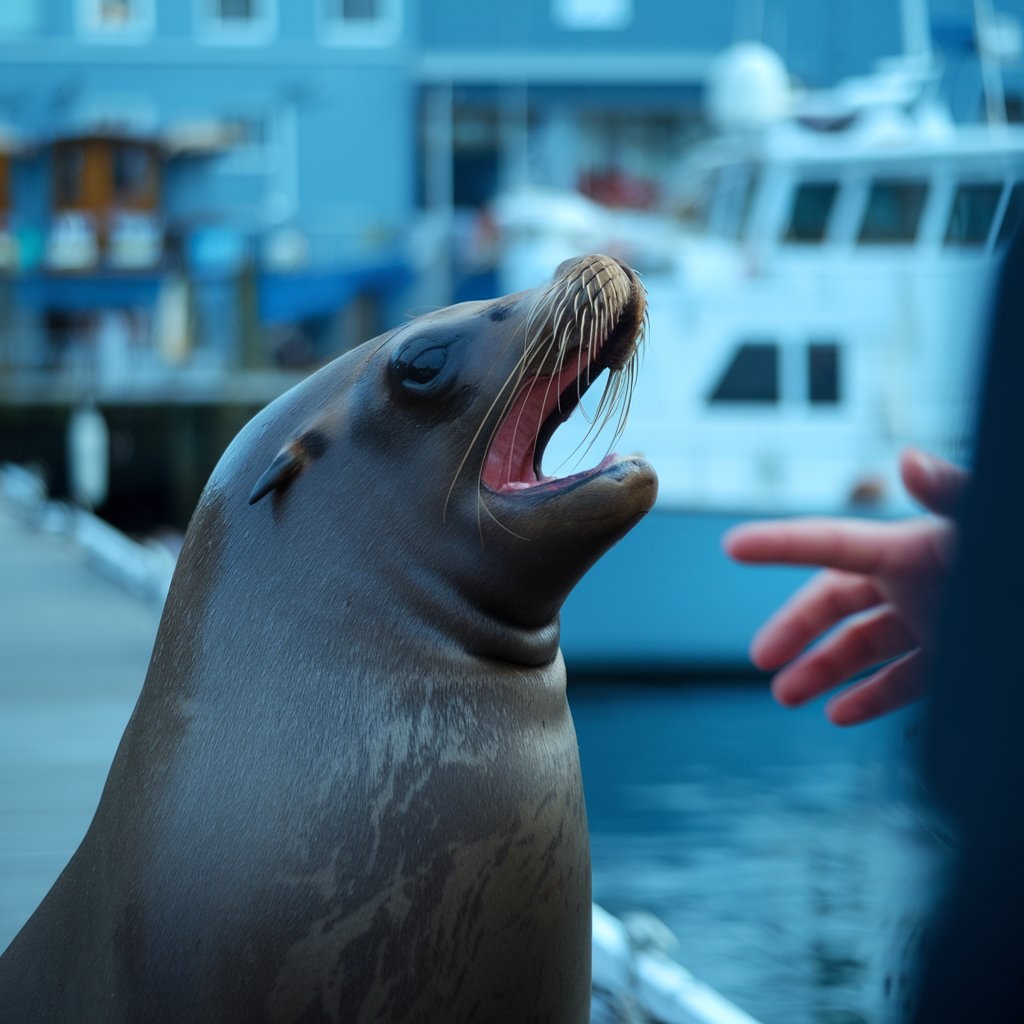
559, 504, 812, 673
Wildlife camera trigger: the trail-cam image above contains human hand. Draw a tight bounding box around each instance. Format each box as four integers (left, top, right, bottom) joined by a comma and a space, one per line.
722, 450, 969, 726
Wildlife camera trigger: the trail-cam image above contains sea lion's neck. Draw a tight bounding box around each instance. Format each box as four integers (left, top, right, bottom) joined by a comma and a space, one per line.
416, 568, 563, 668
295, 556, 563, 671
145, 537, 562, 722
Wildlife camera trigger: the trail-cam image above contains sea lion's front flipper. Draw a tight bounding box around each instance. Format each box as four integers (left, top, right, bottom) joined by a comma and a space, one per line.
248, 428, 330, 505
248, 450, 300, 505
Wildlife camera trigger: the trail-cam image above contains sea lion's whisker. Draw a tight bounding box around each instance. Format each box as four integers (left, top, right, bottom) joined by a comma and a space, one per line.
446, 340, 539, 520
575, 322, 587, 409
476, 489, 531, 542
545, 304, 642, 473
460, 256, 646, 526
472, 299, 567, 530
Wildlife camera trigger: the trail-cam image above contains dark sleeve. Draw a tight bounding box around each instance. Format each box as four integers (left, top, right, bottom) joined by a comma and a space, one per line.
911, 229, 1024, 1021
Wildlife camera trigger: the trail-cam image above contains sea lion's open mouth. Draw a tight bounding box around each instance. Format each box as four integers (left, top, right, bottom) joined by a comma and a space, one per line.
482, 254, 646, 494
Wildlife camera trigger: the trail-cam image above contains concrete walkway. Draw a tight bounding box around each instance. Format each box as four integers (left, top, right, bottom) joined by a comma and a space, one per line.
0, 499, 161, 950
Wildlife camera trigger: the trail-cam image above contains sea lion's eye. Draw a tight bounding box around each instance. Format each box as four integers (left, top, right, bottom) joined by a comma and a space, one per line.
391, 344, 448, 391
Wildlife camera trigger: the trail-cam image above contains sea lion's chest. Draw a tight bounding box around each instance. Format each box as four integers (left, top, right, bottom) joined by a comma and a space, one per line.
133, 668, 593, 1023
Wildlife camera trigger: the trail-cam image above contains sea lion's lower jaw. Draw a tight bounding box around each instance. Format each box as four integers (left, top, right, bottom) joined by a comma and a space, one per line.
483, 453, 658, 553
484, 451, 652, 496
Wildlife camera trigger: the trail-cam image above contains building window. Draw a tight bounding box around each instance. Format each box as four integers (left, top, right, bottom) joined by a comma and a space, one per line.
783, 182, 838, 243
808, 342, 841, 404
48, 137, 162, 269
217, 0, 257, 18
997, 181, 1024, 247
52, 139, 160, 213
54, 145, 82, 208
709, 343, 779, 404
945, 182, 1002, 246
197, 0, 276, 44
553, 0, 633, 31
858, 180, 928, 244
0, 0, 39, 35
77, 0, 154, 41
112, 143, 158, 207
319, 0, 401, 45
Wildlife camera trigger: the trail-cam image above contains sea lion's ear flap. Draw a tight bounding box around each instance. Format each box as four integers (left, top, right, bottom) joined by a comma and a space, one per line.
248, 449, 301, 505
248, 428, 330, 505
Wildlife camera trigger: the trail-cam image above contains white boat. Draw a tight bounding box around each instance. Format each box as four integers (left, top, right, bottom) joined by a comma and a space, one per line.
496, 44, 1024, 670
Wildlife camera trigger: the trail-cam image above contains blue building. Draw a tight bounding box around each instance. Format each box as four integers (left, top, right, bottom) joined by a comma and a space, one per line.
0, 0, 1008, 525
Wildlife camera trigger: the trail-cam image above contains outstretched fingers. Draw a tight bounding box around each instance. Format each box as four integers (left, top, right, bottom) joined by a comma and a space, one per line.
750, 570, 882, 671
724, 503, 952, 725
824, 650, 928, 726
769, 604, 917, 708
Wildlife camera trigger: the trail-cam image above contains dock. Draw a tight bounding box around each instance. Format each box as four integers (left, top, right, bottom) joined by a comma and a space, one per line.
0, 489, 160, 950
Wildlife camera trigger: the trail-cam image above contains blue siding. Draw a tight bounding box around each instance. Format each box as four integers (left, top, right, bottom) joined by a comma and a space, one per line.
774, 0, 901, 86
0, 27, 414, 264
418, 1, 738, 53
0, 0, 1004, 279
415, 0, 905, 85
297, 68, 414, 245
158, 2, 192, 39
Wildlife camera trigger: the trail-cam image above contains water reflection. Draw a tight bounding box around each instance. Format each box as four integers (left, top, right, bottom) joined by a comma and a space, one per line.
571, 683, 945, 1024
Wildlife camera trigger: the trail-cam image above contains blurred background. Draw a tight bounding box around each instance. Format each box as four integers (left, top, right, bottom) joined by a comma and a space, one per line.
2, 1, 1021, 1021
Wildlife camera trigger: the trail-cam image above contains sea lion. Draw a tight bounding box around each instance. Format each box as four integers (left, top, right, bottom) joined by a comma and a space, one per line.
0, 254, 657, 1023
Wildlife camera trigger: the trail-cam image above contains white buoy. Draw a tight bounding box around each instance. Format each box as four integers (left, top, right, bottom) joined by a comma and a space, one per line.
68, 405, 110, 510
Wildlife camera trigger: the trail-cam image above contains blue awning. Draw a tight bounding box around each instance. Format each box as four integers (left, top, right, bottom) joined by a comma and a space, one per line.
14, 257, 413, 323
258, 259, 412, 325
16, 272, 163, 311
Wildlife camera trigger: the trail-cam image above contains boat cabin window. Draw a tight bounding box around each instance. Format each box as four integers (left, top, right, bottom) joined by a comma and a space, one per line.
708, 342, 778, 404
858, 180, 928, 244
808, 342, 841, 404
945, 183, 1002, 246
997, 182, 1024, 247
783, 182, 838, 243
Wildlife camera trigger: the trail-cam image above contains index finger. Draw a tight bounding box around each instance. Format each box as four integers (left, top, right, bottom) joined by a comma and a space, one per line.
722, 517, 905, 576
749, 569, 882, 671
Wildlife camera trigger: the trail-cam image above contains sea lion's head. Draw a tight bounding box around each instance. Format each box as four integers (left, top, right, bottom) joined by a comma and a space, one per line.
238, 254, 657, 663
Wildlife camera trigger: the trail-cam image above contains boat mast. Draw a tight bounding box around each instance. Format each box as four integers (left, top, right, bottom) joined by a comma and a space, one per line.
900, 0, 933, 59
973, 0, 1014, 127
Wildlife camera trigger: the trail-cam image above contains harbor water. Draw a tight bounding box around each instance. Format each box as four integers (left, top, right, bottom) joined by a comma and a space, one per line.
572, 682, 943, 1024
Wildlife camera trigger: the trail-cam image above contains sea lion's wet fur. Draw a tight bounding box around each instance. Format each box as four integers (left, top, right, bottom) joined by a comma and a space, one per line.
0, 255, 657, 1023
